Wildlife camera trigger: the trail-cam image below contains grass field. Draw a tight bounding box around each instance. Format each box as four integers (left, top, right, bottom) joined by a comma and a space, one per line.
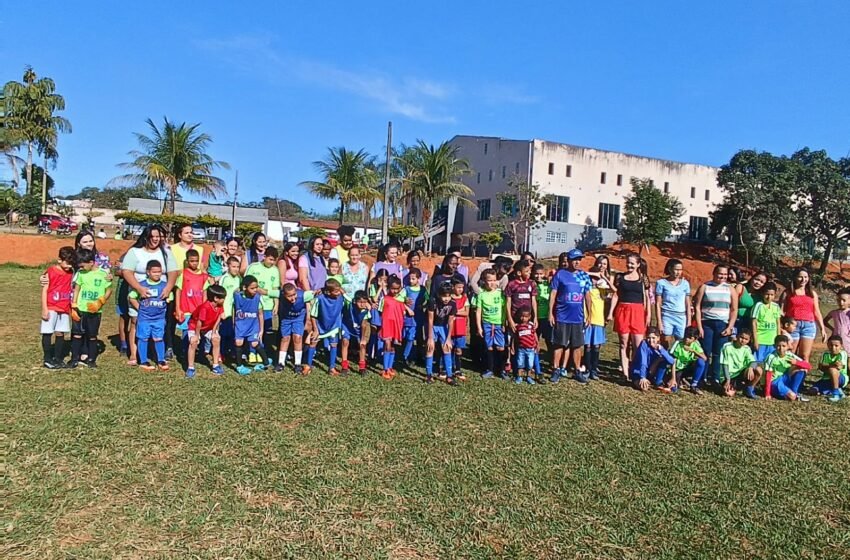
4, 265, 849, 559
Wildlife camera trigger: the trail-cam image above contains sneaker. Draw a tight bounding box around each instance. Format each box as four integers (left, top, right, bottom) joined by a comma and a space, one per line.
301, 365, 311, 376
535, 374, 547, 385
499, 372, 511, 381
526, 376, 537, 385
211, 364, 224, 376
43, 359, 60, 369
84, 360, 98, 369
589, 371, 600, 381
446, 376, 458, 386
796, 394, 810, 403
358, 364, 367, 376
185, 367, 196, 379
274, 364, 285, 373
253, 363, 266, 372
158, 361, 170, 371
550, 370, 562, 384
165, 348, 174, 361
341, 367, 351, 377
828, 391, 845, 403
236, 365, 252, 376
482, 371, 494, 379
139, 362, 156, 372
247, 353, 257, 364
690, 387, 703, 396
745, 387, 760, 400
514, 376, 524, 384
66, 360, 80, 369
574, 372, 589, 384
425, 374, 434, 384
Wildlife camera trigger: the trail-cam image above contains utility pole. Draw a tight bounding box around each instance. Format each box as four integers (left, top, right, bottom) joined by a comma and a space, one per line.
381, 121, 392, 243
231, 170, 238, 236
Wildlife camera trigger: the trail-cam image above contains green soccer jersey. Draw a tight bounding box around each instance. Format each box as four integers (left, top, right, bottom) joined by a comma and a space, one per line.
820, 350, 848, 384
670, 340, 704, 370
475, 289, 506, 325
219, 273, 242, 319
751, 301, 782, 345
245, 262, 281, 311
720, 341, 756, 379
765, 351, 802, 376
74, 268, 110, 313
536, 281, 551, 312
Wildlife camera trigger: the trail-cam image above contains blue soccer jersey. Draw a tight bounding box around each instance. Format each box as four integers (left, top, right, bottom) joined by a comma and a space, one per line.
233, 291, 262, 339
132, 279, 168, 323
311, 293, 344, 336
403, 285, 427, 328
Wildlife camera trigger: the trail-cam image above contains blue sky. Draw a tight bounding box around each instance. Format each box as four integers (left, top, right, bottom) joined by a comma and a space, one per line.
3, 0, 849, 214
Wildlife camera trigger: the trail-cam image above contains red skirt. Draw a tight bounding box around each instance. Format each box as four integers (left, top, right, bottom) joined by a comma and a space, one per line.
380, 298, 404, 343
614, 302, 646, 335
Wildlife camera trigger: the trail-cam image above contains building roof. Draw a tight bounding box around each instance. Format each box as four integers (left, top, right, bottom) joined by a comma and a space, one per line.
128, 198, 268, 223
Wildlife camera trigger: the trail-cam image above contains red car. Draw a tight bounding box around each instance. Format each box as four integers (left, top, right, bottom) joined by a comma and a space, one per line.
38, 215, 78, 232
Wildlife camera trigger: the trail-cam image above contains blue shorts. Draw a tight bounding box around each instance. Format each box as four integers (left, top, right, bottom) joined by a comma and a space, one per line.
433, 325, 450, 346
370, 308, 382, 327
235, 332, 260, 345
584, 325, 607, 346
754, 344, 774, 364
137, 319, 165, 341
452, 335, 467, 349
482, 323, 505, 349
342, 322, 362, 341
660, 313, 686, 339
790, 319, 816, 340
516, 348, 536, 371
771, 371, 805, 398
812, 375, 847, 394
403, 325, 417, 342
281, 318, 305, 337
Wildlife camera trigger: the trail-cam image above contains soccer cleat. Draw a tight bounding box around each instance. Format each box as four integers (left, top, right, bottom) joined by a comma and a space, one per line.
574, 372, 589, 384
139, 362, 156, 372
388, 368, 398, 379
84, 360, 98, 369
550, 370, 562, 384
381, 370, 392, 380
446, 376, 458, 386
157, 362, 170, 371
358, 362, 367, 375
301, 365, 311, 376
656, 386, 672, 394
514, 376, 524, 384
828, 391, 845, 403
535, 374, 547, 385
796, 394, 810, 403
274, 364, 284, 373
236, 365, 252, 376
499, 372, 511, 381
481, 371, 494, 379
164, 348, 174, 361
690, 387, 703, 396
211, 364, 224, 376
253, 363, 266, 372
526, 376, 537, 385
66, 360, 80, 369
43, 360, 60, 369
425, 374, 434, 384
588, 371, 600, 381
247, 353, 257, 364
340, 367, 351, 377
185, 367, 196, 379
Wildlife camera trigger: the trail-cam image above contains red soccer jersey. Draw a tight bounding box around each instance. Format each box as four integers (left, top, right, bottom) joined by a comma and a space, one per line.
451, 294, 468, 338
380, 296, 405, 343
188, 301, 223, 333
179, 270, 210, 315
516, 321, 538, 350
505, 279, 538, 318
45, 265, 73, 313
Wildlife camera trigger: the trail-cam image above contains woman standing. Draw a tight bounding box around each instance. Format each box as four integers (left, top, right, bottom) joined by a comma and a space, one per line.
75, 230, 111, 271
120, 225, 178, 364
782, 268, 827, 363
170, 224, 204, 271
241, 232, 268, 274
608, 253, 651, 379
342, 246, 370, 301
448, 246, 470, 282
655, 258, 692, 346
370, 242, 404, 283
694, 265, 739, 385
225, 237, 242, 264
277, 242, 301, 287
298, 236, 327, 291
744, 271, 770, 305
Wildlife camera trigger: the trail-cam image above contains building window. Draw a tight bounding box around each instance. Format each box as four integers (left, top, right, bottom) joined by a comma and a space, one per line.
545, 231, 569, 244
690, 187, 696, 199
649, 179, 655, 187
617, 174, 623, 186
664, 182, 670, 193
598, 203, 621, 229
600, 172, 607, 185
548, 162, 555, 175
476, 199, 491, 221
566, 165, 572, 178
705, 189, 710, 201
688, 216, 708, 240
484, 143, 488, 155
515, 162, 520, 174
476, 172, 480, 184
501, 165, 506, 179
502, 197, 518, 218
546, 195, 570, 223
488, 169, 493, 182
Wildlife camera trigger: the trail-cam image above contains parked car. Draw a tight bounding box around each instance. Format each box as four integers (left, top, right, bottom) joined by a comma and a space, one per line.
191, 226, 207, 241
38, 214, 78, 233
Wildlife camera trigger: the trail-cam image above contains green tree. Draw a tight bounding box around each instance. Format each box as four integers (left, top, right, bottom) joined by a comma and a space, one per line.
491, 175, 552, 253
398, 140, 473, 254
112, 117, 229, 214
619, 177, 685, 256
0, 127, 25, 193
480, 231, 503, 258
387, 224, 420, 247
236, 222, 263, 238
2, 66, 72, 211
298, 226, 330, 241
790, 148, 850, 284
300, 147, 377, 226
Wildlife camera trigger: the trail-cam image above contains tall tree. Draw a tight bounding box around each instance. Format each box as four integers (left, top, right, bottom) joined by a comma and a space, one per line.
300, 147, 376, 225
0, 126, 24, 193
2, 66, 71, 210
791, 148, 850, 283
491, 175, 552, 253
112, 117, 229, 214
398, 140, 473, 254
619, 177, 685, 256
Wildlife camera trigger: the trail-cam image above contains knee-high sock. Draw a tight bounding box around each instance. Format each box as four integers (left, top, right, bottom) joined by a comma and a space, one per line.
42, 334, 53, 362
485, 349, 495, 373
329, 345, 338, 369
692, 358, 707, 387
235, 343, 245, 366
790, 370, 806, 394
443, 351, 453, 378
71, 336, 84, 361
263, 331, 275, 357
53, 335, 65, 363
255, 345, 269, 365
153, 340, 165, 363
494, 349, 505, 374
138, 339, 150, 364
88, 337, 99, 363
403, 339, 415, 361
306, 346, 316, 366
425, 355, 434, 375
294, 350, 303, 366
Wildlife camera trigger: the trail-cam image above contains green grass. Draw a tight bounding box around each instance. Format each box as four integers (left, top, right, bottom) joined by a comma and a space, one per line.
4, 268, 849, 559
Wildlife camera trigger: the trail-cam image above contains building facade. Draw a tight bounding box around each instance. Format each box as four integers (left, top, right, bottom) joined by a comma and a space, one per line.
445, 135, 720, 257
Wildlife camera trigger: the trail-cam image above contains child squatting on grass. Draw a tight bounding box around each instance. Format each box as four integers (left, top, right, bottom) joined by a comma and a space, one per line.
185, 284, 227, 379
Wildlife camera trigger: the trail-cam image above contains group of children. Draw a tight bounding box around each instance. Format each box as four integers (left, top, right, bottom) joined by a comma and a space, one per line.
39, 243, 849, 403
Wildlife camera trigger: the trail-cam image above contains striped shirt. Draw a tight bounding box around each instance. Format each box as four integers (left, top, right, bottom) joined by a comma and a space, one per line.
701, 282, 732, 322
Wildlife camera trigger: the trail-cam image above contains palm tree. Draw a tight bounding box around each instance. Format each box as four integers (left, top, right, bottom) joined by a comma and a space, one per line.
398, 140, 474, 254
301, 147, 377, 225
112, 117, 229, 214
2, 67, 72, 206
0, 128, 25, 193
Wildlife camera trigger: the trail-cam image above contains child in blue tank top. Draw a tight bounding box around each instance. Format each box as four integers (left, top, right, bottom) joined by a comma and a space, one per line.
233, 275, 269, 375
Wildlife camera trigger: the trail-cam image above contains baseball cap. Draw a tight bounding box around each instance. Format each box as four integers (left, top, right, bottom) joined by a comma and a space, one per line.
567, 249, 584, 260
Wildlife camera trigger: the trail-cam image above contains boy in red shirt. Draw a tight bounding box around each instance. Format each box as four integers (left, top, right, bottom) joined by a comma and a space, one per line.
175, 248, 211, 331
41, 247, 76, 368
513, 308, 539, 385
185, 284, 227, 378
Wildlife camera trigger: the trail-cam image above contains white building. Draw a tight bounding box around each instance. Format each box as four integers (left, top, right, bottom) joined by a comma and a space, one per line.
438, 135, 720, 257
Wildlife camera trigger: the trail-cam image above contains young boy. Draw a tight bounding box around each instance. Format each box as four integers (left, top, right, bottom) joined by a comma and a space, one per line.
41, 246, 75, 368
812, 335, 848, 402
129, 260, 169, 371
245, 246, 281, 356
233, 275, 269, 375
513, 308, 539, 385
630, 327, 675, 391
185, 284, 227, 378
218, 256, 242, 359
780, 316, 797, 341
476, 269, 507, 380
533, 263, 550, 381
341, 290, 372, 376
207, 241, 226, 280
824, 287, 850, 354
669, 326, 707, 393
719, 329, 761, 399
426, 285, 457, 385
505, 260, 538, 379
450, 277, 469, 381
307, 278, 344, 376
400, 268, 427, 367
276, 282, 314, 374
583, 277, 608, 382
175, 249, 211, 337
764, 334, 810, 401
750, 282, 782, 366
69, 249, 112, 368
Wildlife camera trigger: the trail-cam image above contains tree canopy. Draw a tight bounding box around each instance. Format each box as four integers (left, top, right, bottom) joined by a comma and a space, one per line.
619, 178, 685, 255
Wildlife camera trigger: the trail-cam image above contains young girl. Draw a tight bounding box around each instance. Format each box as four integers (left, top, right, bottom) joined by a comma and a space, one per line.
233, 275, 269, 375
379, 275, 406, 379
630, 327, 675, 391
584, 273, 608, 382
450, 277, 470, 381
327, 257, 345, 285
608, 253, 650, 380
368, 269, 389, 360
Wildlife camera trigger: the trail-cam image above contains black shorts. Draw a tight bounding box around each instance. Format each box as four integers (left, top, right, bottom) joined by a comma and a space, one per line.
550, 323, 584, 349
72, 312, 102, 337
